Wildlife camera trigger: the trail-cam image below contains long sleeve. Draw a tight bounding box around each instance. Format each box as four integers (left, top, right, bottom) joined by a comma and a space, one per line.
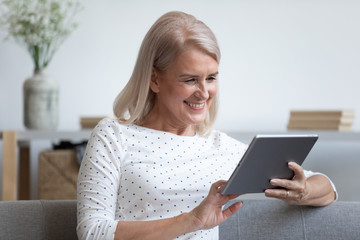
77, 123, 122, 240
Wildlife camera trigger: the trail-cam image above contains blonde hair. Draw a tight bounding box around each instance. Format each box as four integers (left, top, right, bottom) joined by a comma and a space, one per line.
113, 11, 220, 136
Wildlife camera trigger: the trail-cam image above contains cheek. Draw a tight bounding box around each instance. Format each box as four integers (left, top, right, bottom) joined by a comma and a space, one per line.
161, 83, 188, 100
173, 86, 194, 100
208, 84, 218, 98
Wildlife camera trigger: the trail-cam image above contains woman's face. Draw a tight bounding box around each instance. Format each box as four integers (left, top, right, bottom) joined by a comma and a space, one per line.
149, 47, 218, 134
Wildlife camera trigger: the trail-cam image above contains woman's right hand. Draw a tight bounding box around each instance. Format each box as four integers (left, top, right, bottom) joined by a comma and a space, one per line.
188, 180, 243, 231
113, 180, 242, 240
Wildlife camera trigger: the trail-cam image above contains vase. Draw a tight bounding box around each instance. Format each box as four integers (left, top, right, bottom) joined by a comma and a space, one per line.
23, 69, 59, 130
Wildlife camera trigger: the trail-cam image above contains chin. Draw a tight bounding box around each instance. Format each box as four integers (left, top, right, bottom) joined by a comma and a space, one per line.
188, 116, 207, 126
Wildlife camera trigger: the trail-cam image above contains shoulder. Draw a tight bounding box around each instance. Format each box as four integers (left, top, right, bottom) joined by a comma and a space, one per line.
91, 117, 140, 136
90, 118, 159, 145
87, 117, 139, 145
94, 117, 125, 132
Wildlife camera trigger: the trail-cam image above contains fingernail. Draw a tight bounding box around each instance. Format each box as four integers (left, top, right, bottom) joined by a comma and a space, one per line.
270, 179, 278, 184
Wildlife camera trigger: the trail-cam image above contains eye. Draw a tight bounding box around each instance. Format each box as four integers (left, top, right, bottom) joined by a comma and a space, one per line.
206, 76, 217, 82
184, 78, 197, 84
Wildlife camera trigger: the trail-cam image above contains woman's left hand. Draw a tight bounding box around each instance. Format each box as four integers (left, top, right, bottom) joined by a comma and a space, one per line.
264, 162, 309, 205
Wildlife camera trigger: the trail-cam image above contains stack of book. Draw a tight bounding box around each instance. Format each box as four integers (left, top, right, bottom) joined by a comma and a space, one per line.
287, 110, 354, 131
80, 116, 106, 129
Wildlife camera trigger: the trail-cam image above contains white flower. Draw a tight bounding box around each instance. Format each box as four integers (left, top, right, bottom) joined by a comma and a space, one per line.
0, 0, 82, 70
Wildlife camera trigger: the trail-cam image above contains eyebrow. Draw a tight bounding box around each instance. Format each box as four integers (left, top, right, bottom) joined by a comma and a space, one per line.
179, 71, 219, 78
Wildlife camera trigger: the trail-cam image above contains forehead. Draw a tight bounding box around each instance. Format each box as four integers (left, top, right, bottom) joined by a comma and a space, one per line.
169, 48, 218, 74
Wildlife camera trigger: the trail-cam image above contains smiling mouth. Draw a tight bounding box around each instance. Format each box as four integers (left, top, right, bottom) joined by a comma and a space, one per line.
184, 101, 205, 110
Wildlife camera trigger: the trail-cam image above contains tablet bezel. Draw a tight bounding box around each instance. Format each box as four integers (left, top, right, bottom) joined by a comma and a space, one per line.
221, 134, 318, 195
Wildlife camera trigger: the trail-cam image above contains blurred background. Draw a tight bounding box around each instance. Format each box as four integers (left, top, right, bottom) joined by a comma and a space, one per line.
1, 0, 359, 201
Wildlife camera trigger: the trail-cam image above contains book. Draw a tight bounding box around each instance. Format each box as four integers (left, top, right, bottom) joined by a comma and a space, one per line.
287, 110, 354, 131
288, 115, 354, 122
287, 124, 351, 131
288, 118, 354, 126
80, 116, 106, 129
289, 110, 355, 118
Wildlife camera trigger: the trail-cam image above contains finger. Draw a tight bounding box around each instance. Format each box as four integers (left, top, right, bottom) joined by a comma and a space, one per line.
270, 178, 294, 190
285, 189, 290, 199
210, 180, 227, 193
288, 162, 306, 181
265, 189, 289, 200
214, 180, 227, 189
222, 201, 243, 220
264, 189, 283, 199
208, 180, 240, 206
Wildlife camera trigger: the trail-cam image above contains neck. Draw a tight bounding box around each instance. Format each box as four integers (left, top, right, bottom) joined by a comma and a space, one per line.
141, 111, 196, 137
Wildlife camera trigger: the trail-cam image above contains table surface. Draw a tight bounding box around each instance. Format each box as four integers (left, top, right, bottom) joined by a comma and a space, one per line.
0, 129, 93, 141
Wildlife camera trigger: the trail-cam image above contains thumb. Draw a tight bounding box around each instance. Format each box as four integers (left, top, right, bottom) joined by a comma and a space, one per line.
222, 201, 243, 220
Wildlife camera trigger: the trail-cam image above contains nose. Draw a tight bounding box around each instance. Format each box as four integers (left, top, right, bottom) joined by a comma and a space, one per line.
195, 80, 210, 99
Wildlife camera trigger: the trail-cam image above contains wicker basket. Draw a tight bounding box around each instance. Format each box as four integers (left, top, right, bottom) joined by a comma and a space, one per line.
38, 150, 79, 200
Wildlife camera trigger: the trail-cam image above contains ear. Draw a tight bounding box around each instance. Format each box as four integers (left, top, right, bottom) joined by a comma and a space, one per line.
150, 68, 160, 93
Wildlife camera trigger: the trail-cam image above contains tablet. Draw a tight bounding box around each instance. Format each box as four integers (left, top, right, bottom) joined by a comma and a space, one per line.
221, 134, 318, 195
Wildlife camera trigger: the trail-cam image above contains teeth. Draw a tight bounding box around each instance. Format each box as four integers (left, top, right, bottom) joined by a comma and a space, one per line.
187, 102, 205, 108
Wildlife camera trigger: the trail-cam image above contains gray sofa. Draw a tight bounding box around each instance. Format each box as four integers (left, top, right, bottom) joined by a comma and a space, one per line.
0, 199, 359, 240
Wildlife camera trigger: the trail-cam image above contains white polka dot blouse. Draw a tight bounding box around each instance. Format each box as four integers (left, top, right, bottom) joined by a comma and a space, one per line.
76, 118, 336, 239
76, 118, 246, 239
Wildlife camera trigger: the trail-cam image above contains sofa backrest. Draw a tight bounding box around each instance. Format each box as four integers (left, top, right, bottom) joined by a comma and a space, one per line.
220, 199, 360, 240
0, 199, 359, 240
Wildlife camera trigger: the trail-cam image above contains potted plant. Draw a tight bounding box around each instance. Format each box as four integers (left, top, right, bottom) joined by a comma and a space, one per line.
0, 0, 82, 129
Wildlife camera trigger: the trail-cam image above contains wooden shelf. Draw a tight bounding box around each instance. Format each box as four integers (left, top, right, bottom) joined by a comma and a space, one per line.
0, 129, 92, 201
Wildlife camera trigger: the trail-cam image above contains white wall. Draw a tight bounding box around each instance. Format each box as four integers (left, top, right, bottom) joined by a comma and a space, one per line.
1, 0, 360, 132
1, 0, 360, 199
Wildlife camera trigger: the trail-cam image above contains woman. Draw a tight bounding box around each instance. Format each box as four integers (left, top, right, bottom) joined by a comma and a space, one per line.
77, 11, 336, 240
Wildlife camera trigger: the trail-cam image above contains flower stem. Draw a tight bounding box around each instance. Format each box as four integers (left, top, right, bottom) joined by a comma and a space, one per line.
35, 45, 40, 70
